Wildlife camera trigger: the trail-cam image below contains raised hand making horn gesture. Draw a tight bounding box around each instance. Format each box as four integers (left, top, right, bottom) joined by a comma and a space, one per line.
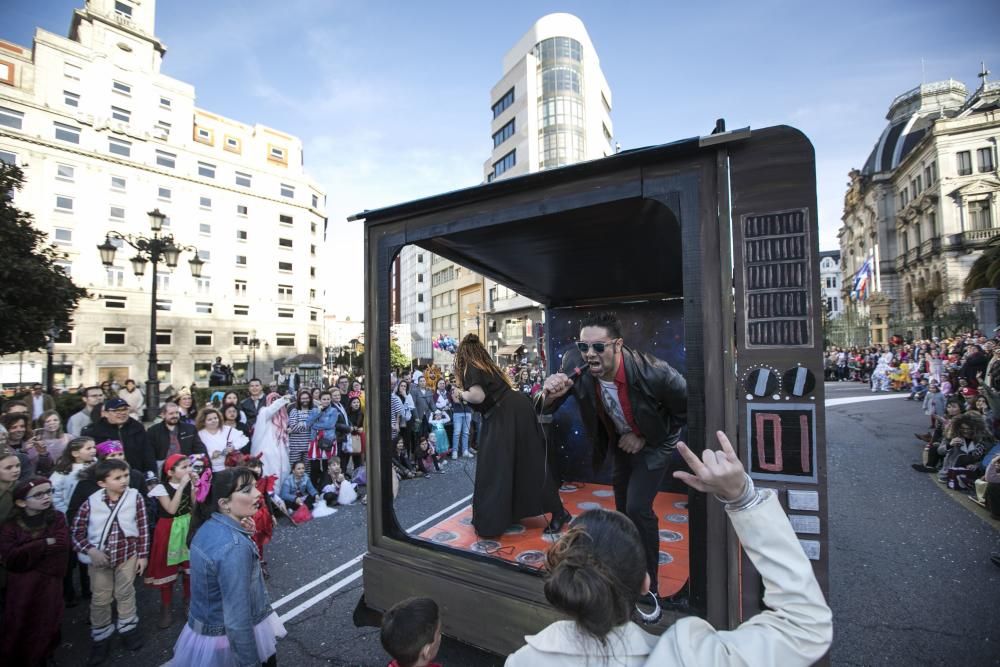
671, 430, 750, 503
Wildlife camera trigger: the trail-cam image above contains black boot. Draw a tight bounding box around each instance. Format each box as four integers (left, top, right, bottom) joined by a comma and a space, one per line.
86, 639, 112, 666
120, 627, 144, 652
544, 508, 572, 534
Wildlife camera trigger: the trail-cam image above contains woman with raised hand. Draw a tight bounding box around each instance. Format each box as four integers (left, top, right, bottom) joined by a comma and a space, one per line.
505, 430, 832, 667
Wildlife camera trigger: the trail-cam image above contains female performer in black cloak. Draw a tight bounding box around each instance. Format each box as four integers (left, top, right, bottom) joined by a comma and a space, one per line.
454, 334, 571, 538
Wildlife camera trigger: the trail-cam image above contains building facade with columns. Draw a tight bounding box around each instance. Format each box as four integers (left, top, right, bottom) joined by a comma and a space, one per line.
0, 0, 326, 390
839, 74, 999, 343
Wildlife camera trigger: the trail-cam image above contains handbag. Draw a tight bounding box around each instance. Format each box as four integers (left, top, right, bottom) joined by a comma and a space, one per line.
316, 429, 337, 453
350, 434, 362, 455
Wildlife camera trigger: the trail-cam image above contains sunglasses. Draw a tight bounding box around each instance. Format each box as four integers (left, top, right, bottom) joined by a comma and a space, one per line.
576, 340, 617, 354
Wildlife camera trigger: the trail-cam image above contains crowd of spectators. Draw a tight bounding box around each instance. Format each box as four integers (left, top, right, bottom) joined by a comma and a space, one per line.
0, 374, 367, 665
827, 332, 1000, 567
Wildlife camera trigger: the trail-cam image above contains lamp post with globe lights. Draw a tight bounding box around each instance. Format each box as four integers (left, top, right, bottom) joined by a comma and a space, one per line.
97, 208, 204, 421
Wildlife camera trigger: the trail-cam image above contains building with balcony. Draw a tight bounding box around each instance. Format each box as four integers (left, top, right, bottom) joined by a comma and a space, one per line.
396, 245, 431, 365
0, 0, 326, 389
838, 73, 999, 343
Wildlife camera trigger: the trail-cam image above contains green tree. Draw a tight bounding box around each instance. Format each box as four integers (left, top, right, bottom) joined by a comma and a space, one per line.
0, 164, 88, 355
389, 339, 409, 371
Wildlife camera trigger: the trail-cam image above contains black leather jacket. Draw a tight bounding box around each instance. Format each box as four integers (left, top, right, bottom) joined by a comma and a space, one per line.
545, 346, 687, 471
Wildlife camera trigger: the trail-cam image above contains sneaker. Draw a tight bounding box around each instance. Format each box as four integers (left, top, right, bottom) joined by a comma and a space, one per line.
911, 464, 935, 473
451, 452, 457, 460
86, 639, 111, 666
464, 451, 475, 458
436, 469, 445, 474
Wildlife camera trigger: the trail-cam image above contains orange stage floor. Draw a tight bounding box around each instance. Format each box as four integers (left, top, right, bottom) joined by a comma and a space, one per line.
419, 483, 690, 597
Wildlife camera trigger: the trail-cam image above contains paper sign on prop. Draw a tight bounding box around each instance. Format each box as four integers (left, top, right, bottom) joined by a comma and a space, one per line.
745, 404, 817, 483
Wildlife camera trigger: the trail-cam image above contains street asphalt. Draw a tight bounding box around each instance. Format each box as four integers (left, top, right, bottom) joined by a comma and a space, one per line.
50, 382, 999, 665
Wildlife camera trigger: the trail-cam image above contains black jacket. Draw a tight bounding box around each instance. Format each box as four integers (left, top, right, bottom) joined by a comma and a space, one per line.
147, 421, 207, 461
545, 346, 687, 471
82, 418, 156, 477
240, 396, 267, 423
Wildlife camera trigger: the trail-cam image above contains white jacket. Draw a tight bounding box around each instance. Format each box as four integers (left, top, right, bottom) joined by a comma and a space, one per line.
51, 462, 89, 515
505, 491, 832, 667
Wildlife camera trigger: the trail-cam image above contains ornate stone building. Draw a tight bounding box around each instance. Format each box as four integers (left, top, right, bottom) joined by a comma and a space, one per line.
839, 73, 1000, 342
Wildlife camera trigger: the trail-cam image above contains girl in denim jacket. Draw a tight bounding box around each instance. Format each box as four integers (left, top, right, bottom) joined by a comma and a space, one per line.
169, 467, 285, 667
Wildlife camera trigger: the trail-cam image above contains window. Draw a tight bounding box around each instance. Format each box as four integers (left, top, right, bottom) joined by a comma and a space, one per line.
309, 334, 319, 348
197, 249, 210, 261
236, 230, 247, 241
155, 120, 171, 138
492, 87, 515, 119
311, 194, 319, 208
53, 228, 72, 245
109, 206, 125, 220
269, 146, 288, 164
64, 62, 81, 81
278, 284, 293, 301
0, 150, 16, 165
111, 106, 130, 123
925, 161, 938, 186
199, 223, 211, 235
492, 149, 516, 179
56, 164, 75, 181
276, 334, 295, 347
158, 186, 171, 200
234, 305, 249, 316
55, 195, 73, 212
156, 330, 172, 345
278, 238, 293, 249
53, 326, 73, 344
237, 204, 248, 216
978, 147, 995, 173
199, 196, 212, 209
233, 170, 253, 187
156, 272, 170, 291
493, 118, 516, 148
198, 162, 215, 179
106, 266, 124, 287
418, 313, 424, 323
311, 222, 317, 234
104, 328, 126, 345
417, 273, 424, 283
417, 293, 424, 302
234, 279, 247, 296
54, 122, 80, 144
0, 107, 23, 129
0, 61, 12, 87
310, 244, 316, 256
156, 150, 176, 168
309, 288, 316, 302
310, 310, 318, 322
108, 137, 131, 157
280, 183, 295, 198
279, 214, 293, 225
156, 298, 172, 311
159, 96, 171, 109
195, 331, 213, 346
233, 332, 249, 346
112, 81, 131, 96
64, 91, 80, 107
225, 136, 241, 153
195, 127, 213, 144
104, 295, 126, 309
195, 302, 213, 314
54, 260, 71, 276
278, 307, 294, 318
114, 1, 133, 17
278, 261, 293, 272
970, 200, 993, 230
111, 175, 126, 190
236, 254, 247, 266
309, 266, 316, 278
957, 151, 972, 176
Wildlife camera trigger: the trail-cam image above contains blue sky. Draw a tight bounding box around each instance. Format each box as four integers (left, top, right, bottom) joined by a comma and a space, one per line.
5, 0, 999, 319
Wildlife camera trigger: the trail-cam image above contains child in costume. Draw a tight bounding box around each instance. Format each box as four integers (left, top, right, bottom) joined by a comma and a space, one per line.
145, 454, 197, 629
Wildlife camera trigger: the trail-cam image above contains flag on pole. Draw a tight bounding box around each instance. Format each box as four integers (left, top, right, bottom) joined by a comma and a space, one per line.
851, 257, 872, 301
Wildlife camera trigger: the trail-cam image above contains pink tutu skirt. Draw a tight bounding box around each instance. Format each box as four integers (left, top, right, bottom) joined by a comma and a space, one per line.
169, 611, 286, 666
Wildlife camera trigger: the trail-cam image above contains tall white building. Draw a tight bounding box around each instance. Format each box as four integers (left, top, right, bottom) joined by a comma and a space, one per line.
397, 245, 431, 364
0, 0, 326, 389
819, 250, 843, 318
482, 12, 614, 180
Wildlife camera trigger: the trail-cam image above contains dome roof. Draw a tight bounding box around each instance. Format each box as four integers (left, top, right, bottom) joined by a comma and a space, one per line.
861, 80, 967, 176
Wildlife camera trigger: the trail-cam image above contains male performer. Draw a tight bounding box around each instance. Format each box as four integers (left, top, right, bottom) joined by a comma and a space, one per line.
541, 313, 687, 598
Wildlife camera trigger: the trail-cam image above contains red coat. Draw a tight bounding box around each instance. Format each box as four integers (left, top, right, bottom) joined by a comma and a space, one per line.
0, 512, 70, 666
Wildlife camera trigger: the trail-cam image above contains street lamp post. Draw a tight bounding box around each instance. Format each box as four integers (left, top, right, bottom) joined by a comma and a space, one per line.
97, 209, 203, 422
248, 337, 260, 380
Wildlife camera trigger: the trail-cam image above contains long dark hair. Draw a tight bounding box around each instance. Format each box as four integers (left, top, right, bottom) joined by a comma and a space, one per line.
188, 466, 257, 546
543, 509, 646, 645
296, 390, 313, 411
455, 333, 514, 390
347, 397, 364, 427
53, 436, 95, 474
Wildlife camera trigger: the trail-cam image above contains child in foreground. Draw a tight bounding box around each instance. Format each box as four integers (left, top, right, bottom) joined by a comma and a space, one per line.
380, 596, 443, 667
145, 453, 197, 629
70, 458, 150, 665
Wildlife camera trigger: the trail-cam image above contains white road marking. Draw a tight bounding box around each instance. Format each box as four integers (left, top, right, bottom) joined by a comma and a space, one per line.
271, 493, 474, 612
825, 394, 904, 407
278, 570, 364, 623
